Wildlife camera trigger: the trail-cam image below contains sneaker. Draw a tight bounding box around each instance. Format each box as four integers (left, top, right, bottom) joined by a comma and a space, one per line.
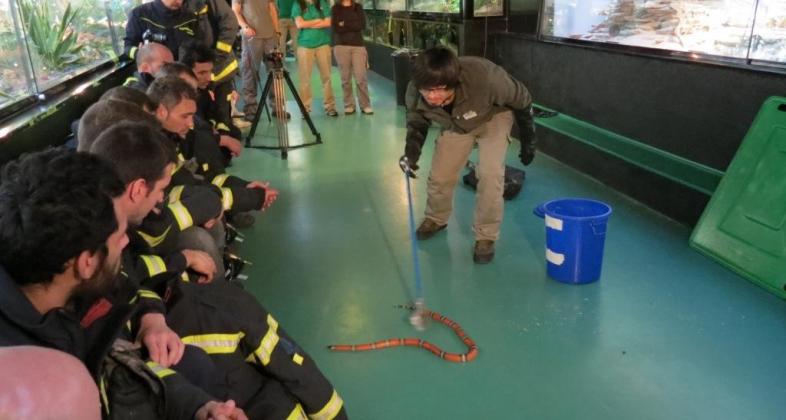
228, 211, 255, 228
416, 219, 447, 240
361, 107, 374, 115
344, 107, 356, 115
326, 109, 338, 117
473, 240, 495, 264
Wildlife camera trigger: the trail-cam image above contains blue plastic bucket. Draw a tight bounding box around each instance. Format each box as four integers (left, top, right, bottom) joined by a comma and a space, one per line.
534, 198, 612, 284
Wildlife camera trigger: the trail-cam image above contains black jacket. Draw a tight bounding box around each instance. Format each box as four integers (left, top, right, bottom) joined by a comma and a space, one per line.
124, 0, 199, 61
0, 265, 213, 419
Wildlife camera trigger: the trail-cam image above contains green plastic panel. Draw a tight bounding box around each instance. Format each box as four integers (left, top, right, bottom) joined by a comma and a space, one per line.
691, 96, 786, 299
533, 103, 724, 195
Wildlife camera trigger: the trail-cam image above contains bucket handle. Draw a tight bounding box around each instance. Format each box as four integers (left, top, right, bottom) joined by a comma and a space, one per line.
533, 202, 546, 218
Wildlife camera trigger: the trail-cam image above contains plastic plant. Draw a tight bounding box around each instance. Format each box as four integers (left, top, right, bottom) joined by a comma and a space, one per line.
18, 0, 84, 70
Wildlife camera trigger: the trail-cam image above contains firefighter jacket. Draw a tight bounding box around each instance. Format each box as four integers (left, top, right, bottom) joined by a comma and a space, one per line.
187, 0, 240, 84
165, 128, 266, 213
124, 0, 199, 61
197, 85, 239, 139
165, 280, 349, 420
123, 71, 155, 91
0, 264, 215, 419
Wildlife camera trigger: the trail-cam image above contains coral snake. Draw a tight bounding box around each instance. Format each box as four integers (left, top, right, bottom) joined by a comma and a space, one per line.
327, 305, 478, 363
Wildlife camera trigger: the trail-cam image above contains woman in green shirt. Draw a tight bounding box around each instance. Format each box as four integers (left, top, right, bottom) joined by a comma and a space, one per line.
293, 0, 337, 116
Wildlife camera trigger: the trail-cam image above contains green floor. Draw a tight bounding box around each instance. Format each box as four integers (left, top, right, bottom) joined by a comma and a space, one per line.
228, 63, 786, 419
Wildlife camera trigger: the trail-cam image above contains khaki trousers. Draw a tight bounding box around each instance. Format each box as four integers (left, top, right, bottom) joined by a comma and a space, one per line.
333, 45, 371, 110
425, 110, 514, 241
278, 18, 298, 54
296, 45, 335, 112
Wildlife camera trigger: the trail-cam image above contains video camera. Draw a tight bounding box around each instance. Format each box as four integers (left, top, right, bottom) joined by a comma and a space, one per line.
142, 29, 167, 44
264, 48, 285, 70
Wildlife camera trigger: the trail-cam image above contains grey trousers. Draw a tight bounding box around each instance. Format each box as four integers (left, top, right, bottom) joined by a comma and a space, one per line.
278, 18, 298, 54
241, 35, 279, 115
333, 45, 370, 110
425, 110, 514, 241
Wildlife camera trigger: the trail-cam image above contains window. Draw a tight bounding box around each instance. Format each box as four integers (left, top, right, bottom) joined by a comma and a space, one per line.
410, 0, 460, 14
540, 0, 786, 66
0, 0, 34, 110
1, 0, 142, 116
749, 0, 786, 64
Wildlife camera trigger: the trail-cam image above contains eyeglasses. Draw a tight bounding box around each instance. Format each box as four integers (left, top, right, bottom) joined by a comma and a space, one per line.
418, 86, 451, 95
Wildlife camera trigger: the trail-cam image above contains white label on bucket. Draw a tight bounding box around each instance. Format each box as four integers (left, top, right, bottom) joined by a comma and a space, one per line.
546, 248, 565, 266
545, 215, 563, 231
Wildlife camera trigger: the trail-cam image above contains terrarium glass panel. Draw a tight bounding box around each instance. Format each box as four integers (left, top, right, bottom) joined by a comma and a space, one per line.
0, 0, 33, 110
474, 0, 503, 17
410, 0, 460, 14
17, 0, 117, 91
411, 20, 458, 52
541, 0, 757, 59
375, 0, 406, 11
362, 0, 373, 9
749, 0, 786, 63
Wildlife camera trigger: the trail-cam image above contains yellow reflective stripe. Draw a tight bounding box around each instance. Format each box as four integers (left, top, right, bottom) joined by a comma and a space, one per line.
180, 272, 190, 282
168, 185, 185, 203
292, 353, 304, 365
216, 122, 230, 132
221, 188, 234, 211
250, 314, 279, 366
129, 46, 138, 60
168, 201, 194, 230
172, 161, 183, 175
286, 404, 308, 420
138, 289, 162, 301
140, 18, 166, 29
177, 153, 186, 163
136, 225, 172, 248
181, 332, 245, 354
226, 93, 233, 102
140, 255, 167, 277
216, 41, 232, 52
212, 59, 238, 82
199, 5, 208, 14
212, 173, 230, 187
146, 361, 176, 378
202, 163, 210, 172
123, 76, 139, 86
100, 377, 109, 415
308, 390, 344, 420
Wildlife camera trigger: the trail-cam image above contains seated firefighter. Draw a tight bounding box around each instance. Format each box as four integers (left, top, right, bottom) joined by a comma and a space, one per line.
88, 122, 348, 419
0, 148, 246, 419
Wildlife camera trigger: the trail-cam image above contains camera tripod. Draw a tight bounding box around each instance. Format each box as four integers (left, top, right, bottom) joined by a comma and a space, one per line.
245, 64, 322, 160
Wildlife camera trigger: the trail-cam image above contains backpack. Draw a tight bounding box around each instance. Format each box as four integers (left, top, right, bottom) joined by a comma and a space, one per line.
462, 161, 525, 200
101, 339, 167, 420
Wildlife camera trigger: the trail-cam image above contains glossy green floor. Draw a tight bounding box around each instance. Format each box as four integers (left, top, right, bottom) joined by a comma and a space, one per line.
228, 62, 786, 419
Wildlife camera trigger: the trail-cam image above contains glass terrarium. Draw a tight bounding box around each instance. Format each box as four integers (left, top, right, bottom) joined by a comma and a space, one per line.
411, 20, 458, 52
473, 0, 503, 17
362, 0, 374, 9
541, 0, 759, 60
375, 0, 406, 12
410, 0, 460, 14
0, 0, 33, 110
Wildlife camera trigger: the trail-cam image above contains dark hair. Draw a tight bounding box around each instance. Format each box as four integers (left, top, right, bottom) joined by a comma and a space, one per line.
156, 62, 197, 81
411, 46, 460, 90
77, 99, 159, 152
181, 43, 215, 69
0, 149, 124, 286
100, 86, 159, 111
90, 122, 176, 185
146, 75, 198, 110
297, 0, 324, 18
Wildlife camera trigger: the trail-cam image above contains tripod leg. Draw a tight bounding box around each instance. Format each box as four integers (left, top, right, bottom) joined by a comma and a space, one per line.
283, 70, 322, 143
247, 72, 276, 145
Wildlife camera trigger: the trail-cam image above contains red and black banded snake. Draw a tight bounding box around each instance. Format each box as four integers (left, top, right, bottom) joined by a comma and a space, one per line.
327, 305, 478, 363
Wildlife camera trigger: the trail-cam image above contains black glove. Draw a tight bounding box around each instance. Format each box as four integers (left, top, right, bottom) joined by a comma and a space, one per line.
514, 105, 537, 166
398, 155, 418, 178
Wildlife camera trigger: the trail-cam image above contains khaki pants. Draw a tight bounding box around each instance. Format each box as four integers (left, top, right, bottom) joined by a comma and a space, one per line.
425, 110, 514, 241
278, 18, 298, 54
333, 45, 371, 110
296, 45, 335, 113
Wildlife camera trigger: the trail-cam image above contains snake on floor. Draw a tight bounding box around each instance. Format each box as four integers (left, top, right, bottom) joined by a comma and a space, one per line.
327, 305, 478, 363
